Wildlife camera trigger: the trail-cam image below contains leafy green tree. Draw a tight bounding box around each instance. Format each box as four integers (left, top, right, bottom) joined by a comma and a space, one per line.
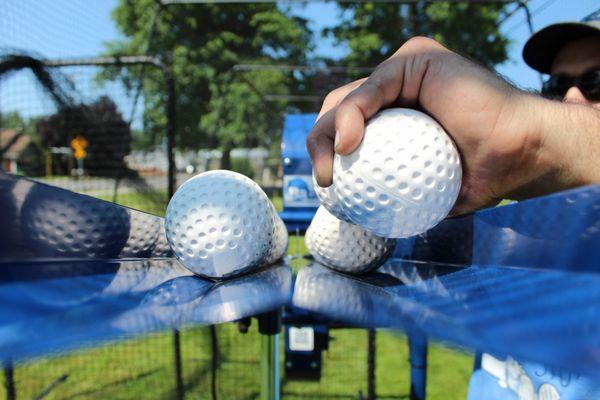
105, 1, 311, 168
1, 111, 26, 130
327, 1, 510, 72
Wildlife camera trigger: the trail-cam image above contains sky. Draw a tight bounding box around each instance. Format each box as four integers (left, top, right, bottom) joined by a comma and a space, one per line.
290, 0, 600, 90
0, 0, 598, 121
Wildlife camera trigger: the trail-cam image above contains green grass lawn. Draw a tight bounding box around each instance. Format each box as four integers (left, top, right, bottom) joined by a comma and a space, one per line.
2, 190, 473, 399
95, 191, 168, 216
4, 326, 472, 399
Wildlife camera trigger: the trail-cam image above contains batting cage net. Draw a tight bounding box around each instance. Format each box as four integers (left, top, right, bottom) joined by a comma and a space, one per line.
0, 1, 476, 399
2, 325, 472, 399
0, 56, 172, 216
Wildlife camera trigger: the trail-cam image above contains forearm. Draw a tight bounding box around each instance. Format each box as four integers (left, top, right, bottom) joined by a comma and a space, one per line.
545, 101, 600, 185
507, 95, 600, 200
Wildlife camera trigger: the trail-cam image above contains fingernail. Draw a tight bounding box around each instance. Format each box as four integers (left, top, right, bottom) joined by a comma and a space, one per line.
334, 131, 342, 152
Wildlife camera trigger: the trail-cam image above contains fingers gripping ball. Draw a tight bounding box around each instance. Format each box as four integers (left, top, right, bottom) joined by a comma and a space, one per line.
305, 206, 396, 274
315, 108, 462, 238
165, 170, 288, 279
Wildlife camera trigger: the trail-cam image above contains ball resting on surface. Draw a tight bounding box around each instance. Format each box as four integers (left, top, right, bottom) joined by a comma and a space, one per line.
21, 185, 130, 258
314, 107, 462, 238
165, 170, 288, 279
151, 219, 174, 258
119, 212, 161, 258
305, 206, 396, 274
264, 204, 288, 265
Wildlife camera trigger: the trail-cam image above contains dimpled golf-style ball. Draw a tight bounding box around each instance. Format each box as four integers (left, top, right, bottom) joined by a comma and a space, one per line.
165, 170, 288, 279
21, 184, 130, 258
151, 220, 174, 258
293, 264, 377, 326
315, 108, 462, 238
119, 212, 161, 258
305, 206, 396, 274
264, 206, 288, 265
312, 174, 352, 223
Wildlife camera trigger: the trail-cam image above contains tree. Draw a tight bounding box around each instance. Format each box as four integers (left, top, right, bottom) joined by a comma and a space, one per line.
105, 1, 311, 168
1, 111, 26, 130
36, 96, 132, 177
327, 1, 510, 72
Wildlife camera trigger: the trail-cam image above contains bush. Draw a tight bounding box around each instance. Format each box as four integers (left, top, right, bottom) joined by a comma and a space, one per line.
17, 141, 45, 177
230, 157, 255, 179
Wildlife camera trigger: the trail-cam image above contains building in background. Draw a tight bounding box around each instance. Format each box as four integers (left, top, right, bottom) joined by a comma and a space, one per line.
0, 128, 31, 173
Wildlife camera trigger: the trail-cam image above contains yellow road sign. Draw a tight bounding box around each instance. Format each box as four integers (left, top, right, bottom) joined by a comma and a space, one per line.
70, 136, 88, 160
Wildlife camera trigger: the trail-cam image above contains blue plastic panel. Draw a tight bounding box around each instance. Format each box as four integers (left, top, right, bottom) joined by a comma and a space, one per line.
292, 184, 600, 379
293, 261, 600, 379
0, 259, 291, 361
395, 185, 600, 274
0, 171, 292, 361
1, 171, 598, 380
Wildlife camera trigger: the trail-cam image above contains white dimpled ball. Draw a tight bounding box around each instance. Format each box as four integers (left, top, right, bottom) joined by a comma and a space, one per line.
316, 108, 462, 238
312, 175, 351, 223
165, 170, 288, 279
264, 202, 289, 265
120, 212, 161, 258
305, 206, 396, 274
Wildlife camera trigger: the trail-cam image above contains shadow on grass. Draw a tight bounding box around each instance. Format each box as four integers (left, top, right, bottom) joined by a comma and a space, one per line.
61, 368, 162, 399
174, 358, 261, 399
238, 391, 260, 400
54, 354, 220, 400
281, 391, 409, 399
158, 346, 225, 400
33, 373, 69, 400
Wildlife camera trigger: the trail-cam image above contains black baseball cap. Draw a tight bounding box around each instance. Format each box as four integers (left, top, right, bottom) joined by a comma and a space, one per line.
523, 10, 600, 74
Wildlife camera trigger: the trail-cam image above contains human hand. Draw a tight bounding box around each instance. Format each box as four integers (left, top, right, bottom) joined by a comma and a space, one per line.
307, 37, 547, 215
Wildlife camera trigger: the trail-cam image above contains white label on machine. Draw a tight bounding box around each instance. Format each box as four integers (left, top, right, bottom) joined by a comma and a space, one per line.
283, 175, 319, 208
289, 327, 314, 351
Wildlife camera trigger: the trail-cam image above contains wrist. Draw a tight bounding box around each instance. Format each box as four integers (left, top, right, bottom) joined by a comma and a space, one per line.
537, 100, 600, 187
505, 94, 599, 199
492, 91, 552, 200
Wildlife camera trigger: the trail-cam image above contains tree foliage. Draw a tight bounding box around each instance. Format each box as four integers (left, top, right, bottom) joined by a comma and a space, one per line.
327, 2, 510, 71
36, 96, 132, 177
105, 1, 311, 165
105, 1, 511, 165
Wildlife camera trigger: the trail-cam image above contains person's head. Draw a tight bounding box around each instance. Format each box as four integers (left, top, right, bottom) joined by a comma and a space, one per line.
523, 11, 600, 109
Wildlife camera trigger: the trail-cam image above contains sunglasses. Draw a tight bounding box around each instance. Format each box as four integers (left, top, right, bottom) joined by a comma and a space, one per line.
541, 66, 600, 101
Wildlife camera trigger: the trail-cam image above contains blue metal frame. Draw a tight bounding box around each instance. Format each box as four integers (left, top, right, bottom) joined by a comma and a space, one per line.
279, 114, 319, 231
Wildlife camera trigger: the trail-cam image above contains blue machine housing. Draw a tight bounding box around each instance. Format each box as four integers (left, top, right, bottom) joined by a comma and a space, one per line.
279, 114, 319, 231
